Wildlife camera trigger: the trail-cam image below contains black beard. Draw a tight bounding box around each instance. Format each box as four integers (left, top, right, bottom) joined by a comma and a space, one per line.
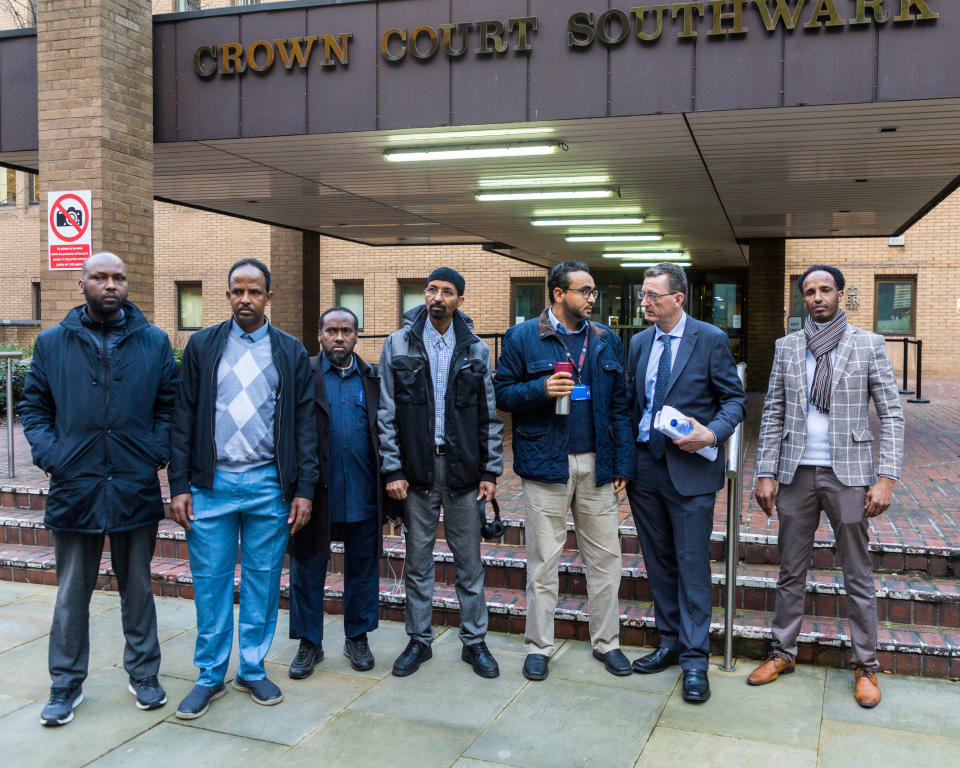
326, 348, 352, 367
83, 288, 122, 319
428, 303, 446, 318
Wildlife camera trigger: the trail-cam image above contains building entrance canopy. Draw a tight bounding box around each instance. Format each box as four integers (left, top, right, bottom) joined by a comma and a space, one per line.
1, 0, 959, 268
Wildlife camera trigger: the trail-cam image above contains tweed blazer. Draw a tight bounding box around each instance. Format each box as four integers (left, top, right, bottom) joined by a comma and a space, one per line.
755, 324, 904, 487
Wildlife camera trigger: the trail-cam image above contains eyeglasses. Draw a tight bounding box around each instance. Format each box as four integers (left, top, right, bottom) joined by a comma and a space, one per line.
564, 286, 599, 300
425, 286, 458, 299
640, 291, 678, 302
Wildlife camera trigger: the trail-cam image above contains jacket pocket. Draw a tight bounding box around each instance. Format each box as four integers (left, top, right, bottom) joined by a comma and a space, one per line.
455, 361, 484, 406
393, 357, 426, 403
852, 428, 873, 442
526, 359, 554, 378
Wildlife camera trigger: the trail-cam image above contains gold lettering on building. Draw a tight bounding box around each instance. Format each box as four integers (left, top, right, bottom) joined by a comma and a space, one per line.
803, 0, 847, 27
631, 5, 670, 41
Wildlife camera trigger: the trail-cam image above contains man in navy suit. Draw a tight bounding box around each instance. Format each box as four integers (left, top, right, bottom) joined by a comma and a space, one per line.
625, 263, 746, 702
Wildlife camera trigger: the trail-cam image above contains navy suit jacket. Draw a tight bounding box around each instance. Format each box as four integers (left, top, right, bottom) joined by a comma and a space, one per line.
626, 315, 747, 496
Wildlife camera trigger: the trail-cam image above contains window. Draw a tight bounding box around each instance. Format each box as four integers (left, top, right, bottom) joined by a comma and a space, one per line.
789, 274, 809, 324
32, 283, 41, 322
28, 174, 38, 205
177, 283, 202, 331
511, 281, 545, 326
0, 168, 15, 206
336, 282, 364, 330
399, 281, 424, 322
875, 277, 916, 335
176, 0, 200, 11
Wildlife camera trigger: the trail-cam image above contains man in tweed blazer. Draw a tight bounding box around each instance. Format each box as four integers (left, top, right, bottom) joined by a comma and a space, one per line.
750, 265, 904, 709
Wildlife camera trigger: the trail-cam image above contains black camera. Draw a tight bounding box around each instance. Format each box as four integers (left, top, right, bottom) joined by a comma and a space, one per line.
478, 497, 504, 541
56, 206, 82, 228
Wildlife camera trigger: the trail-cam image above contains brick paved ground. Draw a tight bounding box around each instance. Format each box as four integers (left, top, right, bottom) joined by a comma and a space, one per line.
2, 378, 958, 552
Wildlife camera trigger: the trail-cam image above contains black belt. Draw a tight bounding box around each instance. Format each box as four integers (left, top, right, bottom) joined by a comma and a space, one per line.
434, 444, 447, 455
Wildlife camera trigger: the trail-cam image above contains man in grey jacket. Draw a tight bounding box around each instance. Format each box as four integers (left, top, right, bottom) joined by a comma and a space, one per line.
751, 265, 904, 709
378, 267, 504, 679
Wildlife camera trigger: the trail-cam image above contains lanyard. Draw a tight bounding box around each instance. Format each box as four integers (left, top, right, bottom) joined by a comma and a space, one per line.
556, 326, 589, 384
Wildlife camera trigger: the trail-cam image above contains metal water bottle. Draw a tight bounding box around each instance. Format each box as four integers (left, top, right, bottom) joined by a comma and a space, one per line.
554, 361, 574, 415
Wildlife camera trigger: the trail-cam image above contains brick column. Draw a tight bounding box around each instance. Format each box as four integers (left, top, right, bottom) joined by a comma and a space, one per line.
267, 226, 305, 340
746, 239, 786, 391
37, 0, 153, 327
301, 232, 321, 356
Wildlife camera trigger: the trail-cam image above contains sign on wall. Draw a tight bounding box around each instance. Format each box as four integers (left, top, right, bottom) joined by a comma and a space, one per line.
48, 190, 91, 270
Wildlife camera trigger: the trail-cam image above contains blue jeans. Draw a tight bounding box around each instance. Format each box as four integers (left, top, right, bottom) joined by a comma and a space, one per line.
187, 464, 289, 686
289, 516, 381, 646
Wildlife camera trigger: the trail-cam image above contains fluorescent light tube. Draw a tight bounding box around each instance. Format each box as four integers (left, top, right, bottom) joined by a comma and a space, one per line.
532, 217, 644, 227
388, 128, 555, 142
477, 189, 614, 201
479, 175, 610, 188
565, 234, 663, 242
603, 252, 685, 259
385, 144, 559, 162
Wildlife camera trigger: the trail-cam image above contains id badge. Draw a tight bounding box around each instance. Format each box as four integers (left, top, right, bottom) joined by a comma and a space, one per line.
570, 384, 591, 401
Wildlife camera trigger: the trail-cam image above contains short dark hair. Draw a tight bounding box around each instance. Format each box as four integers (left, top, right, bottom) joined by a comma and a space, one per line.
228, 258, 271, 292
643, 263, 688, 296
547, 261, 590, 302
319, 305, 359, 331
797, 265, 845, 293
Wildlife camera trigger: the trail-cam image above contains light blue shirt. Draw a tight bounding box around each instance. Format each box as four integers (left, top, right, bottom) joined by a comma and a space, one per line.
423, 318, 455, 446
547, 307, 589, 335
637, 312, 687, 442
230, 317, 269, 343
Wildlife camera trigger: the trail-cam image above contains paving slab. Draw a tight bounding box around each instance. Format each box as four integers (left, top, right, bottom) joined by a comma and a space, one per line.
466, 677, 664, 768
172, 660, 374, 745
277, 708, 478, 768
0, 580, 48, 606
817, 720, 960, 768
636, 725, 817, 768
267, 616, 416, 680
452, 760, 519, 768
550, 642, 681, 695
822, 667, 960, 740
0, 668, 192, 768
658, 661, 825, 750
88, 721, 286, 767
152, 593, 200, 630
434, 625, 528, 657
0, 691, 31, 717
350, 640, 527, 731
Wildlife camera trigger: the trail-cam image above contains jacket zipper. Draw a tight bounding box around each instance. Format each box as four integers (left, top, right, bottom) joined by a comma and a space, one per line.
274, 363, 285, 499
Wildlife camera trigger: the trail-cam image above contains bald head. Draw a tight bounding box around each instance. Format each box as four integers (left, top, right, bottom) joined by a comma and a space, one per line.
79, 251, 128, 321
82, 251, 124, 278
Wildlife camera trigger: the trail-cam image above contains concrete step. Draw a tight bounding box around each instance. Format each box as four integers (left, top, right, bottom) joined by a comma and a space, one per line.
1, 543, 958, 679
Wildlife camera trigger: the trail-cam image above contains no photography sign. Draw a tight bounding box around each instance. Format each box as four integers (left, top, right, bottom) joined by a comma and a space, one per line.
48, 190, 91, 270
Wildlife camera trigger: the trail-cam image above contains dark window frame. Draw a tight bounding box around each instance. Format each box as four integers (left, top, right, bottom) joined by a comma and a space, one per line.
32, 282, 41, 322
28, 174, 38, 205
510, 278, 547, 327
0, 168, 15, 206
177, 282, 203, 331
398, 279, 424, 325
873, 275, 917, 337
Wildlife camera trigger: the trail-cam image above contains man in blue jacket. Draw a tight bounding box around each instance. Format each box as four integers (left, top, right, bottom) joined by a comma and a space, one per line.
20, 252, 178, 726
495, 261, 634, 681
168, 258, 318, 719
625, 263, 746, 703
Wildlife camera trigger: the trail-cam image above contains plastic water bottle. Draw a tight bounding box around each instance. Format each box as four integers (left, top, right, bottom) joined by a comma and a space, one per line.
670, 417, 693, 436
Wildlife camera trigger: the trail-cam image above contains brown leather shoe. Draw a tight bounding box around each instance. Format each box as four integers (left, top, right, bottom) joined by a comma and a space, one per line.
854, 667, 881, 708
747, 655, 795, 686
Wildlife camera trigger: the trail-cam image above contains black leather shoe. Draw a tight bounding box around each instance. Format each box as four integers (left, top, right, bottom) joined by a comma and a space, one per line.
593, 648, 633, 677
344, 635, 375, 671
288, 640, 323, 679
523, 654, 549, 681
682, 669, 711, 703
392, 639, 432, 677
632, 646, 681, 674
462, 641, 500, 678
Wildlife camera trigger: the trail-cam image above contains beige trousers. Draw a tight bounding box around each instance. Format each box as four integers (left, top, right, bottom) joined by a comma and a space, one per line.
522, 453, 623, 656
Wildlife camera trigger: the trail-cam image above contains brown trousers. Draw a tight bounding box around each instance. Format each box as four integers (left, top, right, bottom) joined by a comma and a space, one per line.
771, 465, 879, 670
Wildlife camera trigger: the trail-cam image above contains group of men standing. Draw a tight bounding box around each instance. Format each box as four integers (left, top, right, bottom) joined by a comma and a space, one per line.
20, 251, 903, 727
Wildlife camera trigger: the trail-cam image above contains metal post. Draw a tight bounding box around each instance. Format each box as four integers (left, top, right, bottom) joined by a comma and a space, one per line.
720, 362, 747, 672
899, 337, 914, 395
0, 351, 22, 479
908, 340, 930, 404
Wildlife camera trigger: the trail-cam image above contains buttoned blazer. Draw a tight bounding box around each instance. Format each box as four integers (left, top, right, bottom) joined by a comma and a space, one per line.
626, 316, 747, 496
754, 325, 904, 487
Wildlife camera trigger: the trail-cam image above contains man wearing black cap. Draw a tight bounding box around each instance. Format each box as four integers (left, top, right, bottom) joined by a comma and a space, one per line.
378, 267, 504, 678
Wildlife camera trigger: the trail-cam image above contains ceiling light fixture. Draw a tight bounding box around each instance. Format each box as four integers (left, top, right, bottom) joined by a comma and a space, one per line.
477, 189, 615, 201
532, 216, 644, 227
534, 206, 641, 216
619, 262, 688, 268
565, 234, 662, 243
603, 252, 685, 260
479, 175, 610, 188
387, 127, 555, 143
385, 143, 560, 162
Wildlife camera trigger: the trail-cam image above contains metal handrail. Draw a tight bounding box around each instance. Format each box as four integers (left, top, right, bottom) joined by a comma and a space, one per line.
720, 362, 747, 672
0, 351, 23, 478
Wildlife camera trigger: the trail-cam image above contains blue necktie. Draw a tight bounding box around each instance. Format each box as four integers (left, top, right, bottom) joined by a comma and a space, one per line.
648, 335, 673, 460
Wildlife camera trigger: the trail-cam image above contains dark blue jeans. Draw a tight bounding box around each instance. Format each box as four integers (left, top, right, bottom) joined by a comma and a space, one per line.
289, 516, 380, 645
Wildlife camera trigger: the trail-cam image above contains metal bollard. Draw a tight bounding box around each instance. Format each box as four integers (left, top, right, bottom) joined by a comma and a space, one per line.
0, 351, 23, 478
720, 362, 747, 672
899, 337, 914, 395
907, 339, 930, 404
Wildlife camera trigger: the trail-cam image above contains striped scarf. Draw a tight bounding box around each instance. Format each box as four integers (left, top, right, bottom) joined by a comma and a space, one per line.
804, 308, 847, 414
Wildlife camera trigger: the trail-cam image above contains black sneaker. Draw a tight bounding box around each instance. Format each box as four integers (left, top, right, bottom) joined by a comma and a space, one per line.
128, 675, 167, 710
233, 675, 284, 705
344, 634, 375, 671
40, 685, 83, 727
392, 639, 432, 677
288, 640, 324, 679
462, 641, 500, 678
175, 683, 226, 720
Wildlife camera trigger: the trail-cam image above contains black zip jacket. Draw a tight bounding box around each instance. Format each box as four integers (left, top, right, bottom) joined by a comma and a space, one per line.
168, 319, 319, 502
